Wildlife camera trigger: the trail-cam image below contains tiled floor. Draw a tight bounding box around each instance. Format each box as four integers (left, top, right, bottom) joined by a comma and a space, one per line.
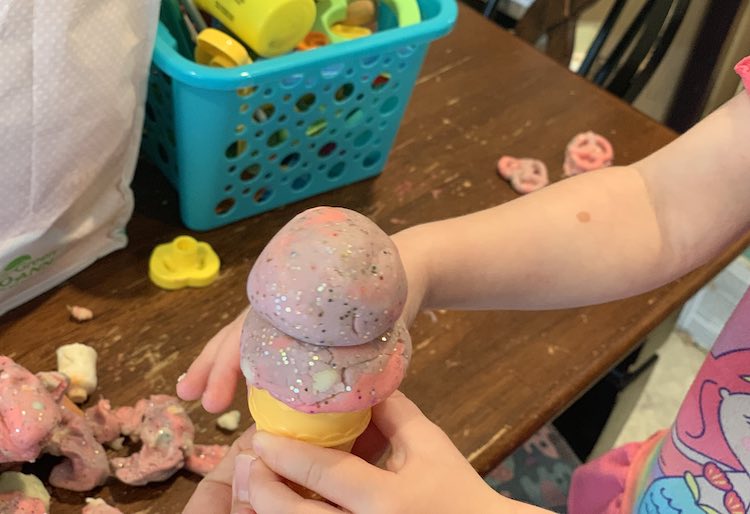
613, 331, 705, 446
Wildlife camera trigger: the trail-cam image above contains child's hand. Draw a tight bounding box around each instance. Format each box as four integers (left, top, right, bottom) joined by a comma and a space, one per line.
176, 307, 249, 413
237, 391, 518, 514
176, 228, 429, 414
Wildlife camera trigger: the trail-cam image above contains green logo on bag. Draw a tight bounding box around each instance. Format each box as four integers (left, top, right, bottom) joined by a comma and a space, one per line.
0, 251, 57, 290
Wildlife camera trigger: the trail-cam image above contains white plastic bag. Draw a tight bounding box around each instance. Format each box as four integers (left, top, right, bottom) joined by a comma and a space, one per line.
0, 0, 160, 315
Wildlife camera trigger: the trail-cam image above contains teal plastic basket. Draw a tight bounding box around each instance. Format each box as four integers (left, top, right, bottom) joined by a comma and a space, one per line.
141, 0, 457, 231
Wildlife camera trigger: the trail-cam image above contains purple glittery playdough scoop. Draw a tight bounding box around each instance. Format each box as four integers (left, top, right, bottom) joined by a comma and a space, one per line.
247, 207, 408, 347
240, 309, 412, 414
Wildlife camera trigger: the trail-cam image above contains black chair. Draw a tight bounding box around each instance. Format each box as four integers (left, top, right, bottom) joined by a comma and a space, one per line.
577, 0, 692, 102
478, 0, 692, 103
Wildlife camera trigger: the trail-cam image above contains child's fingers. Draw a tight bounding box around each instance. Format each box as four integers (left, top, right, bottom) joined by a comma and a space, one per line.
371, 390, 449, 458
247, 458, 340, 514
252, 431, 389, 510
201, 334, 242, 413
176, 333, 222, 401
177, 308, 247, 404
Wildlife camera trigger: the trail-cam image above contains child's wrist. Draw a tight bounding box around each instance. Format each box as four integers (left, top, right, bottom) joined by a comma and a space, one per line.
391, 224, 433, 325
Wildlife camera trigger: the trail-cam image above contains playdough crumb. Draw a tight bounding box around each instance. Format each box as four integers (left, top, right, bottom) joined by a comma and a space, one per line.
67, 305, 94, 322
83, 497, 123, 514
216, 410, 241, 431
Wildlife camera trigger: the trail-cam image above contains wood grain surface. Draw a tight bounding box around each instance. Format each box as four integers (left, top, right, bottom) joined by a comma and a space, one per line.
2, 5, 745, 513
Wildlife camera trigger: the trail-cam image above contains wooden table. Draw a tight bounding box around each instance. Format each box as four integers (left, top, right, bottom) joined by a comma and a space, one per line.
3, 5, 747, 513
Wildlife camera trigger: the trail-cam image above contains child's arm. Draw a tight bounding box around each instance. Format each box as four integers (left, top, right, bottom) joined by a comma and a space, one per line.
396, 92, 750, 312
179, 93, 750, 413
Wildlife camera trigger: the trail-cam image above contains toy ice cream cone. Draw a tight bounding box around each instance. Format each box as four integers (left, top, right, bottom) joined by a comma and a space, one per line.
248, 386, 370, 452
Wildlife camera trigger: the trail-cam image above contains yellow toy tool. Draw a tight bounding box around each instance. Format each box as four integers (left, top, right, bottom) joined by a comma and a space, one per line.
149, 235, 220, 290
195, 28, 252, 67
193, 0, 316, 57
331, 23, 372, 40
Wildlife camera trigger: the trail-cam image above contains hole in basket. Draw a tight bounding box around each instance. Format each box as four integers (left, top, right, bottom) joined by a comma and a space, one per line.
264, 88, 273, 97
335, 83, 354, 102
295, 93, 316, 112
225, 140, 248, 159
242, 187, 251, 196
363, 151, 381, 168
251, 149, 260, 157
354, 130, 373, 147
328, 162, 346, 179
398, 62, 408, 71
321, 63, 345, 79
318, 142, 337, 157
215, 198, 235, 215
291, 173, 312, 191
361, 55, 379, 68
267, 129, 289, 148
281, 152, 301, 170
346, 68, 354, 77
380, 96, 399, 115
239, 103, 250, 114
229, 165, 237, 173
398, 45, 416, 58
318, 163, 326, 171
279, 114, 288, 122
323, 84, 331, 92
253, 104, 275, 123
237, 86, 257, 97
345, 108, 364, 127
383, 57, 393, 66
235, 123, 246, 134
255, 130, 264, 138
356, 93, 365, 101
146, 103, 156, 122
254, 188, 272, 204
241, 164, 261, 181
264, 172, 272, 179
225, 185, 233, 192
283, 94, 292, 102
306, 120, 328, 137
158, 143, 169, 164
269, 153, 278, 161
372, 73, 391, 91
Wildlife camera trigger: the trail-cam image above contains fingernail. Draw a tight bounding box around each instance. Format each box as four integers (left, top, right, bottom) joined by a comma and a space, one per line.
177, 372, 187, 383
233, 453, 256, 504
